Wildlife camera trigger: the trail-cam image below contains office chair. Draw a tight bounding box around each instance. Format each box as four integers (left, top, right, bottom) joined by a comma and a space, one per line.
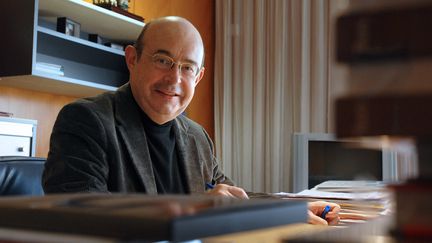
0, 156, 45, 196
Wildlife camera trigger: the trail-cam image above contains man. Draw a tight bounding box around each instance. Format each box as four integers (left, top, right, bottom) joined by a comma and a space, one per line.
42, 16, 339, 225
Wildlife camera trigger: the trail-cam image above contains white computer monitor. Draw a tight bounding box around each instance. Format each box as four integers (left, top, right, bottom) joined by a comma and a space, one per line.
291, 133, 400, 193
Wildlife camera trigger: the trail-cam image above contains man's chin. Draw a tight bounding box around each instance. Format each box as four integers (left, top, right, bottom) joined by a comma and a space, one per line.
155, 108, 184, 121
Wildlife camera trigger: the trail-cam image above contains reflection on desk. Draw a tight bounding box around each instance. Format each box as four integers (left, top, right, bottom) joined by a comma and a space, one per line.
203, 223, 330, 243
0, 227, 114, 243
286, 216, 396, 243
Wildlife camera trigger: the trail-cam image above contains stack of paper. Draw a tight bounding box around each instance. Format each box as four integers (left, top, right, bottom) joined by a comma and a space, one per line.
275, 180, 393, 226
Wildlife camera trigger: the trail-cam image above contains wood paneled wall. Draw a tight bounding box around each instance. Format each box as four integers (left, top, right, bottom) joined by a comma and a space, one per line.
0, 0, 215, 157
0, 86, 77, 157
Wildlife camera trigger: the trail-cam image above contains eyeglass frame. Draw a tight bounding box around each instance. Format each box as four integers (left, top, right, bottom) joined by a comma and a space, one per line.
142, 50, 203, 79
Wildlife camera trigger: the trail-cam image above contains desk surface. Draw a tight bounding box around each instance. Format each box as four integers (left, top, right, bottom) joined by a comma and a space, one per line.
0, 181, 397, 242
204, 216, 396, 243
0, 220, 396, 243
0, 224, 325, 243
203, 223, 330, 243
0, 227, 114, 243
206, 180, 395, 243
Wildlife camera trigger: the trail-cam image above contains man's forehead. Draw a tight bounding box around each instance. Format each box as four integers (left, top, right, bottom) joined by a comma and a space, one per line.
146, 23, 192, 40
139, 17, 204, 66
144, 18, 202, 43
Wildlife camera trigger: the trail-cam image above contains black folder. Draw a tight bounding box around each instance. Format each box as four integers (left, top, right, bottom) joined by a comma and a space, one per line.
0, 194, 307, 241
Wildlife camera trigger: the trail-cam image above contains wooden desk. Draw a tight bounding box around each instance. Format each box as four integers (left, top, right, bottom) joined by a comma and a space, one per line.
204, 185, 396, 243
0, 227, 114, 243
203, 223, 331, 243
203, 215, 396, 243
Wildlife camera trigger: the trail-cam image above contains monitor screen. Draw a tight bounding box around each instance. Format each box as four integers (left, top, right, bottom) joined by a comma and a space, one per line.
308, 140, 383, 189
292, 133, 400, 192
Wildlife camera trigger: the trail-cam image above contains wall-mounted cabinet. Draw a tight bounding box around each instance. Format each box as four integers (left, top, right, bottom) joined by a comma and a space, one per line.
0, 0, 144, 97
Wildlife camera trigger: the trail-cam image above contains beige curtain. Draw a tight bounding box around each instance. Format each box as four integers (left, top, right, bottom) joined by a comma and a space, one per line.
214, 0, 349, 192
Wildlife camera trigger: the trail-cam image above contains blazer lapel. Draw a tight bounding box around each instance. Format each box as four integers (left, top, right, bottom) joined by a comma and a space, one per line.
114, 84, 157, 194
174, 118, 205, 193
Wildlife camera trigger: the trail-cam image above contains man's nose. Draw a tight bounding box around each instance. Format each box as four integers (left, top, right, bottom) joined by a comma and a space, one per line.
166, 64, 182, 83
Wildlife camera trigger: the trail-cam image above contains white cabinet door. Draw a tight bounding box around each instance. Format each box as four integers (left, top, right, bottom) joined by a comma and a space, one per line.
0, 135, 31, 156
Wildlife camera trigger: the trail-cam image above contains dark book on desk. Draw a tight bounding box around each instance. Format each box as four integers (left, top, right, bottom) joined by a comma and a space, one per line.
0, 194, 307, 241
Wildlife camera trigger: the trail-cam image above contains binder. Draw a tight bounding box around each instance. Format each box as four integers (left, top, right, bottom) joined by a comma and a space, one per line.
0, 194, 307, 241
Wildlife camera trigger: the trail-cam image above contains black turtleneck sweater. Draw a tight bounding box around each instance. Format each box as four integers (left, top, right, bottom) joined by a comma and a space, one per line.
140, 112, 188, 194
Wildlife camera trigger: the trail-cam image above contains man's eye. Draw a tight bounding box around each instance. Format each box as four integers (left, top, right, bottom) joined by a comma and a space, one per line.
182, 64, 197, 73
155, 57, 172, 66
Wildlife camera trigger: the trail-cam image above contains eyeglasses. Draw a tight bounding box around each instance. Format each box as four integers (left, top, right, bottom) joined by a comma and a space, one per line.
144, 51, 201, 79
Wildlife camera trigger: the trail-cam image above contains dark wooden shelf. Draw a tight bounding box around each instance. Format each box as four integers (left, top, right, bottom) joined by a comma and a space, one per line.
0, 0, 144, 97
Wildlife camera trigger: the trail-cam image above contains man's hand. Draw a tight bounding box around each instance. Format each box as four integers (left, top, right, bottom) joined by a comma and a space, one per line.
206, 184, 249, 199
308, 201, 340, 225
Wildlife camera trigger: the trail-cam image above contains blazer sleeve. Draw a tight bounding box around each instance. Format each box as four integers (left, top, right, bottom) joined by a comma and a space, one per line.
201, 128, 235, 186
42, 101, 110, 193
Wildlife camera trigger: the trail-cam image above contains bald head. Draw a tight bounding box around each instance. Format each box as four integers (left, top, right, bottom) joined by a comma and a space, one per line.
134, 16, 205, 67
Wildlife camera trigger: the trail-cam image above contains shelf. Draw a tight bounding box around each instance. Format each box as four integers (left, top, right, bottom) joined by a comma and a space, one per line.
0, 0, 139, 97
0, 74, 117, 97
38, 0, 145, 42
37, 26, 125, 56
35, 26, 129, 93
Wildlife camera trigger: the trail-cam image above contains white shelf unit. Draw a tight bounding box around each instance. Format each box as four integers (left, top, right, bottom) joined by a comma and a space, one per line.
0, 0, 144, 97
0, 117, 38, 157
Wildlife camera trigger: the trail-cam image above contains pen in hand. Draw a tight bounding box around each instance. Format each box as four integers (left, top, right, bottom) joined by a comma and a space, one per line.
320, 205, 331, 219
205, 182, 215, 190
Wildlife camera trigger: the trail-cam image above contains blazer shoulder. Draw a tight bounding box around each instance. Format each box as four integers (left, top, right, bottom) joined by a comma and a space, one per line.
175, 115, 214, 149
176, 115, 205, 134
62, 91, 116, 116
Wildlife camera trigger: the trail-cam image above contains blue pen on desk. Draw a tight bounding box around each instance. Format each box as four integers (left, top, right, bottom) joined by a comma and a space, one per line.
320, 205, 331, 219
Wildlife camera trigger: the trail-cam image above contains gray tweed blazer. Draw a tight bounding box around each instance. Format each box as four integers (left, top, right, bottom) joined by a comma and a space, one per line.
42, 83, 233, 194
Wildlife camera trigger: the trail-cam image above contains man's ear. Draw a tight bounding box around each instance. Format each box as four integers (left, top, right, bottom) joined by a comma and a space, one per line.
194, 67, 205, 86
125, 45, 137, 71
